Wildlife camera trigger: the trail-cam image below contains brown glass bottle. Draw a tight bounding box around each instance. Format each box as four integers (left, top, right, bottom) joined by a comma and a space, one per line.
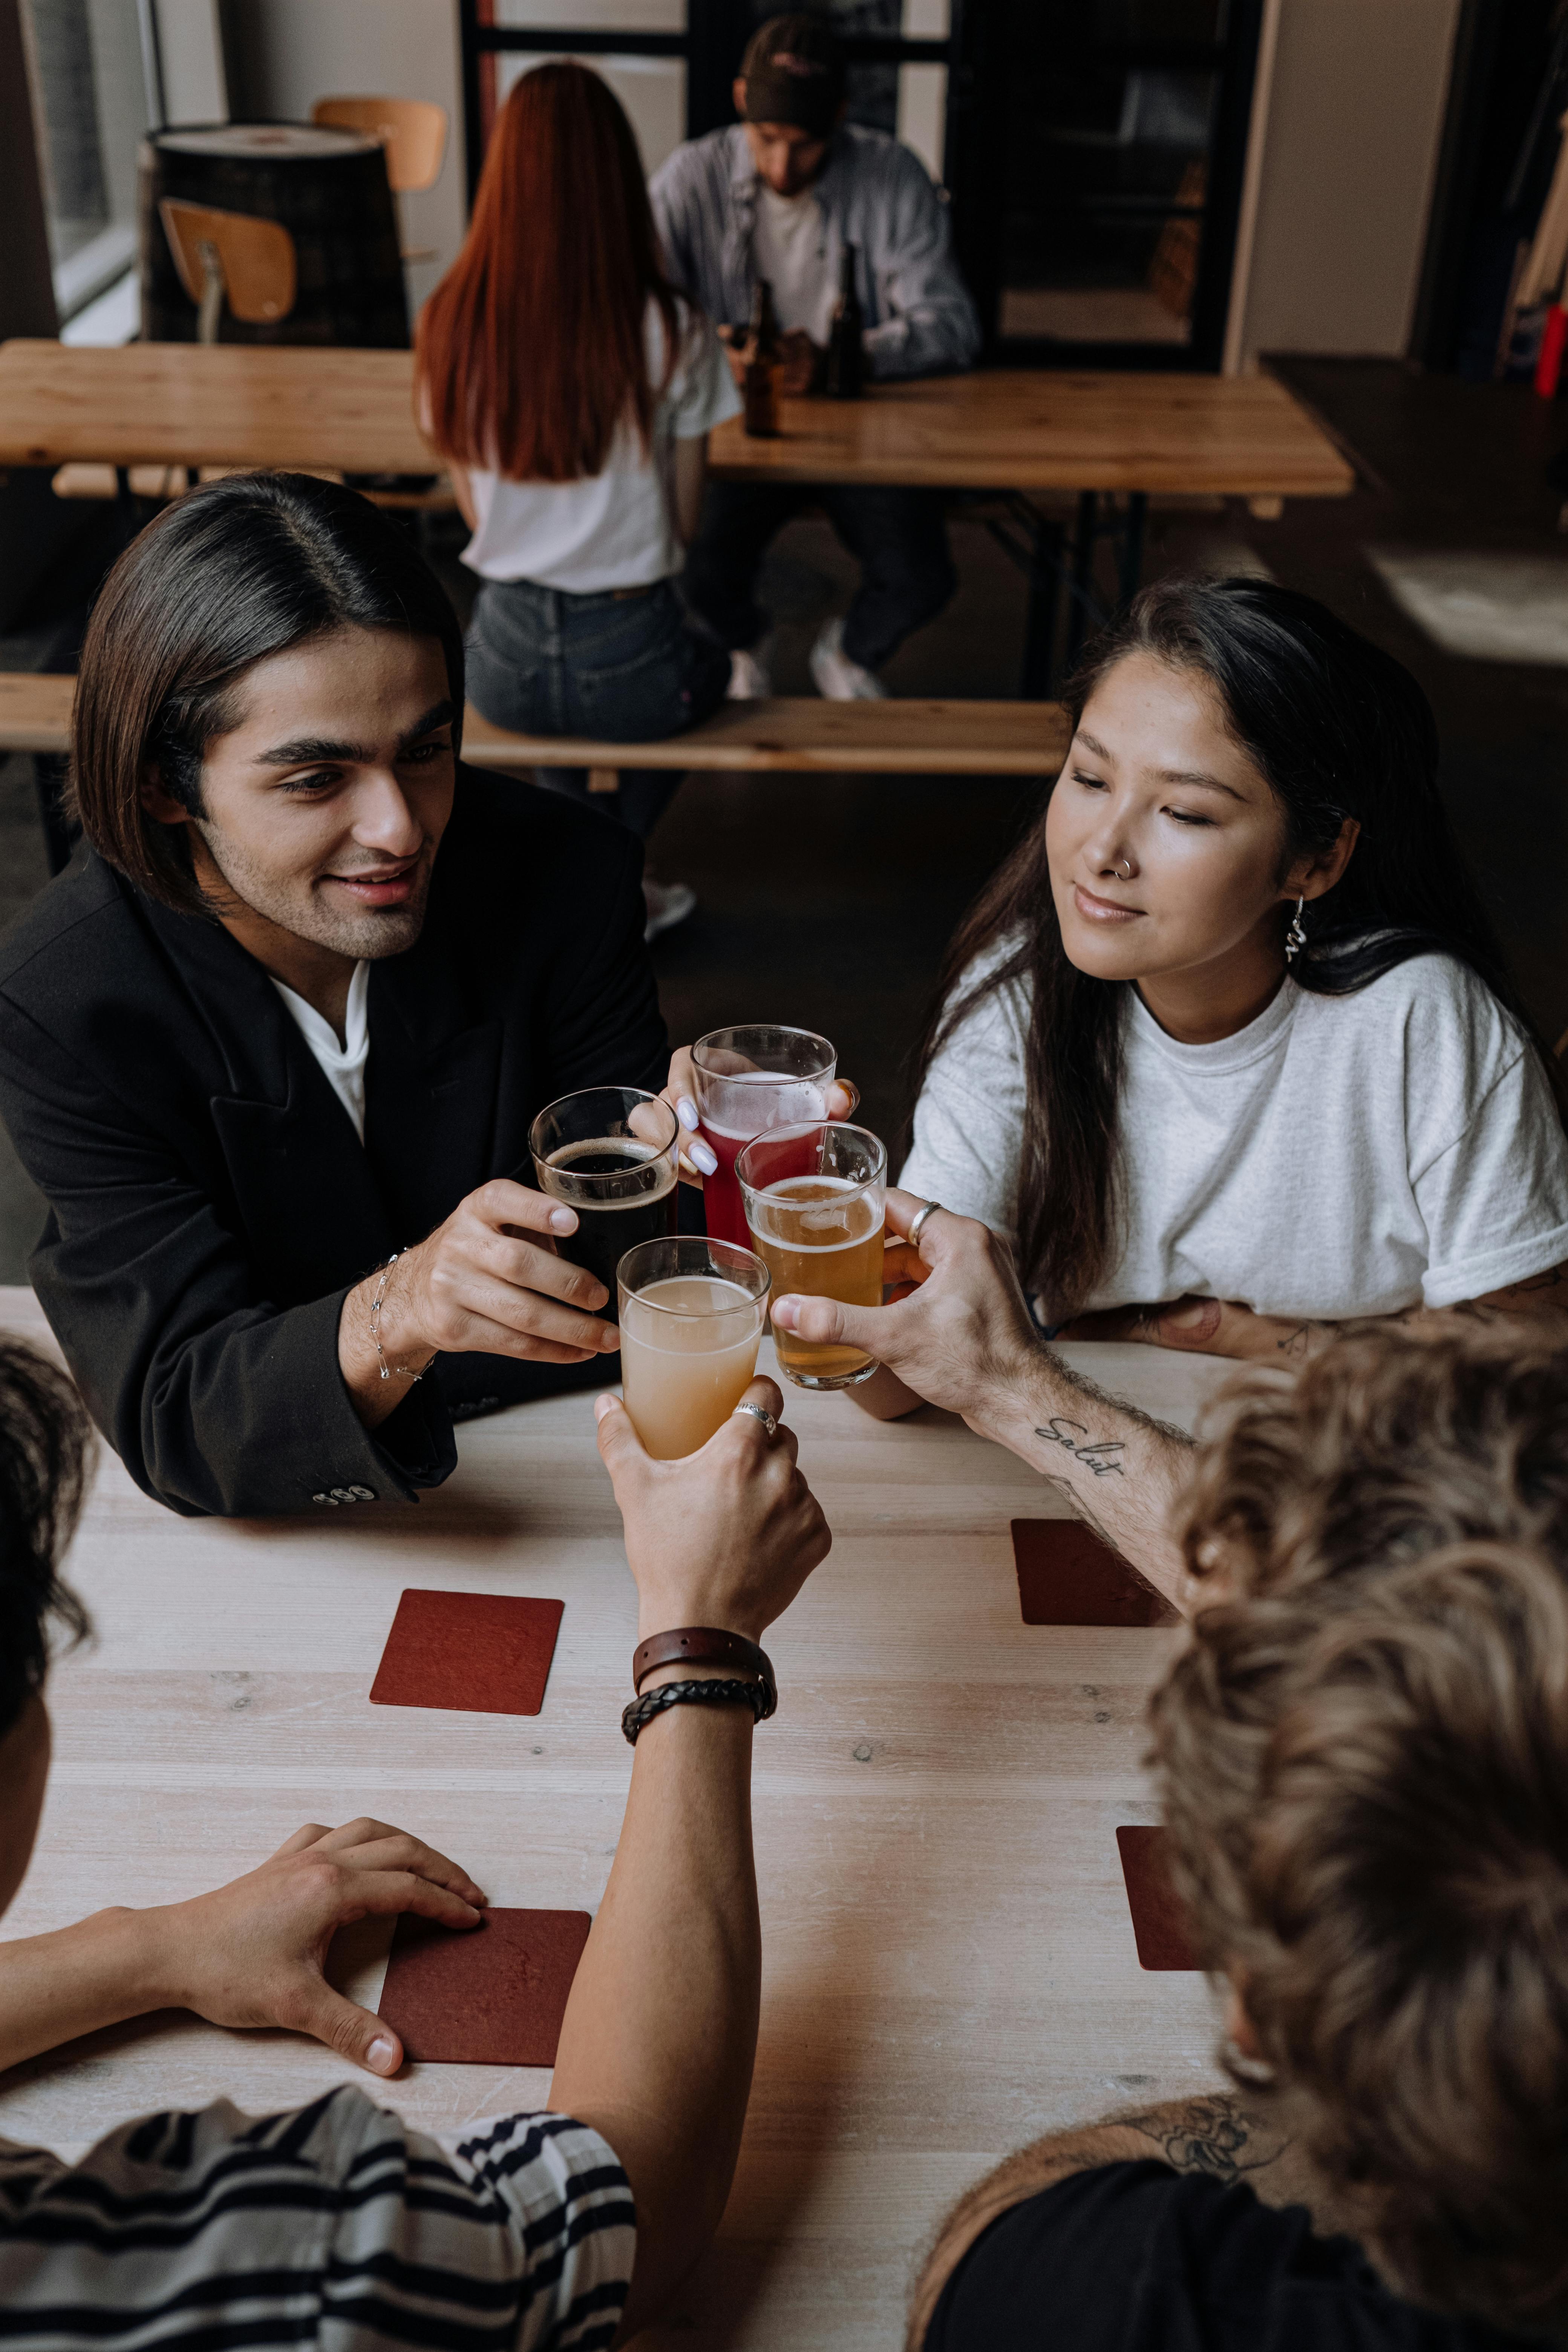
824, 242, 865, 399
743, 277, 782, 437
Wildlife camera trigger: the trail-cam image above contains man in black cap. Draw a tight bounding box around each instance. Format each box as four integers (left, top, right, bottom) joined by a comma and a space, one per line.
650, 11, 980, 703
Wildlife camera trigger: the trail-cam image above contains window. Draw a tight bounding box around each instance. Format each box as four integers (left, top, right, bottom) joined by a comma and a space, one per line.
19, 0, 161, 323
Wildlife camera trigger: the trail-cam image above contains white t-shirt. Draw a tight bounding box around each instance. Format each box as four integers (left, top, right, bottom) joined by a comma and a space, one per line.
900, 945, 1568, 1319
461, 297, 741, 592
272, 960, 370, 1142
752, 185, 836, 343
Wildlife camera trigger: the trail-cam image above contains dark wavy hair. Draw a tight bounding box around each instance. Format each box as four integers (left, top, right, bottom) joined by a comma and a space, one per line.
907, 576, 1554, 1320
67, 471, 466, 917
0, 1340, 92, 1741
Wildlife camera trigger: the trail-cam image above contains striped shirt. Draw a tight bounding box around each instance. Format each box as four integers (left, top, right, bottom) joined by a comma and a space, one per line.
0, 2087, 634, 2349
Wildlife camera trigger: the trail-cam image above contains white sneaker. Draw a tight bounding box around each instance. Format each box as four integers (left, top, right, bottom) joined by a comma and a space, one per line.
810, 616, 885, 700
643, 875, 696, 941
726, 642, 774, 700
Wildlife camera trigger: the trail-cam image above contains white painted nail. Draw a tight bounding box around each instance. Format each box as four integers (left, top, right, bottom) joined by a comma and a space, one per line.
677, 1096, 700, 1131
691, 1140, 718, 1175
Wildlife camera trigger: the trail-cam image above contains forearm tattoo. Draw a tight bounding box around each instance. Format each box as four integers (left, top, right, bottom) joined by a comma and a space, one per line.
1035, 1415, 1127, 1476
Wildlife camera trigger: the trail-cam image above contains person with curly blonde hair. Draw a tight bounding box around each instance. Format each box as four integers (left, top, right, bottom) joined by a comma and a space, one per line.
912, 1322, 1568, 2350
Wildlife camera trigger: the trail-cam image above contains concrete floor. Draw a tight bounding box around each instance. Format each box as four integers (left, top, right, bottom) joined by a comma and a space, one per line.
4, 358, 1568, 1279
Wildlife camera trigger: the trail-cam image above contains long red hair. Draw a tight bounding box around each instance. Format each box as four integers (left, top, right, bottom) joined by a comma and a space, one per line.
416, 62, 681, 482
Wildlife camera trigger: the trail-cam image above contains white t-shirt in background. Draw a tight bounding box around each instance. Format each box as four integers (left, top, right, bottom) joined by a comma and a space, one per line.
272, 960, 370, 1142
900, 945, 1568, 1320
752, 184, 837, 344
461, 297, 740, 593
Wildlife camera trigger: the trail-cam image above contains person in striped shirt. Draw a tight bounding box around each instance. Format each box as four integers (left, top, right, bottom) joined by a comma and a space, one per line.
0, 1339, 829, 2348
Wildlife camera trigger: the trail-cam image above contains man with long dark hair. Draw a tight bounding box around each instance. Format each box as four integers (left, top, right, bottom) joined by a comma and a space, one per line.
0, 473, 680, 1517
652, 12, 980, 701
0, 1333, 831, 2346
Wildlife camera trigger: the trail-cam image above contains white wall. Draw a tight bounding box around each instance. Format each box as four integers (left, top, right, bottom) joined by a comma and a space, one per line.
1228, 0, 1461, 366
224, 0, 466, 314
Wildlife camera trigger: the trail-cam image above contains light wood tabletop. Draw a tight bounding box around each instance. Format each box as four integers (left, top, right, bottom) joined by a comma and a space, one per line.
0, 339, 1353, 499
0, 1285, 1237, 2349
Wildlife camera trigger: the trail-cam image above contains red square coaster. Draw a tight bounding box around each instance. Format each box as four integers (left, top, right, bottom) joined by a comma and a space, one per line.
369, 1590, 564, 1717
1012, 1520, 1178, 1628
1116, 1825, 1200, 1971
378, 1907, 592, 2066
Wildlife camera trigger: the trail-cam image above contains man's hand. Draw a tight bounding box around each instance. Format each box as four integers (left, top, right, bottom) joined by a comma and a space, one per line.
772, 1188, 1038, 1436
145, 1819, 485, 2073
595, 1374, 830, 1641
774, 1191, 1198, 1610
0, 1818, 486, 2079
339, 1179, 621, 1425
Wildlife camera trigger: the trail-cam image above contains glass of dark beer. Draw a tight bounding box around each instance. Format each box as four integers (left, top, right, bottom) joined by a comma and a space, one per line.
529, 1087, 680, 1323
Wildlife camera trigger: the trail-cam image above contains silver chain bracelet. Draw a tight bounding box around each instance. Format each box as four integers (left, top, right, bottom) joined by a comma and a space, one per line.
369, 1250, 423, 1383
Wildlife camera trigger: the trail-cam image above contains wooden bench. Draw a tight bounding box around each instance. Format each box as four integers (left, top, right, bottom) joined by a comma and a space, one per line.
2, 675, 1068, 870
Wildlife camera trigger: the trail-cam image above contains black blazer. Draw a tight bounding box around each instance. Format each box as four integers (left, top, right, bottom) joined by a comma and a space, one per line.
0, 772, 667, 1517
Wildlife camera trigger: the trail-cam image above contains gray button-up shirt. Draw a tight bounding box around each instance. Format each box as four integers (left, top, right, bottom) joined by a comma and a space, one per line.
649, 122, 981, 382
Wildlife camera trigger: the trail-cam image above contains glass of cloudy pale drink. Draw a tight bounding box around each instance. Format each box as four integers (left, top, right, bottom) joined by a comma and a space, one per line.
617, 1236, 772, 1459
736, 1122, 887, 1390
530, 1087, 680, 1325
691, 1026, 845, 1250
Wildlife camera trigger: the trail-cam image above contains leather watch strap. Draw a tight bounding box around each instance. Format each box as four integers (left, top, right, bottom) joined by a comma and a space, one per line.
633, 1625, 775, 1697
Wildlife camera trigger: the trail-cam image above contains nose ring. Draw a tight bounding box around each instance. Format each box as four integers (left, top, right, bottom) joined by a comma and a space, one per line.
1117, 858, 1132, 879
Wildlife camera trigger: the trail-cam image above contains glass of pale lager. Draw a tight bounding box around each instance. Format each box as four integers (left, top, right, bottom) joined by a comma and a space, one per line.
531, 1087, 680, 1325
737, 1123, 887, 1390
617, 1236, 771, 1458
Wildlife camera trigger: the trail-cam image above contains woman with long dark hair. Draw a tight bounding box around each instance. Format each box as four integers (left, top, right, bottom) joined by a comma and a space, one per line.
415, 62, 738, 935
894, 575, 1568, 1370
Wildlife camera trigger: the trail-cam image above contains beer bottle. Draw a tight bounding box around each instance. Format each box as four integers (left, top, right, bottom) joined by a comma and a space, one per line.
824, 241, 865, 399
743, 277, 781, 438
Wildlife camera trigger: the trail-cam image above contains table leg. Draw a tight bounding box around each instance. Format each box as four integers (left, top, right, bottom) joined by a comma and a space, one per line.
1063, 490, 1099, 676
1118, 492, 1149, 610
1021, 509, 1065, 700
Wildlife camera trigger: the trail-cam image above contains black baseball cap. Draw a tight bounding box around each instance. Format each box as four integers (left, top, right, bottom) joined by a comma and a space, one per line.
740, 13, 846, 138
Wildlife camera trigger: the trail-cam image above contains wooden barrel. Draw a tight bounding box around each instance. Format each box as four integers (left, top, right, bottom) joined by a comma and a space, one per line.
138, 123, 408, 348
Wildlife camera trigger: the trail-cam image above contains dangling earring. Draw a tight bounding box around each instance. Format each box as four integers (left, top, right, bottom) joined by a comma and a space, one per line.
1284, 896, 1307, 963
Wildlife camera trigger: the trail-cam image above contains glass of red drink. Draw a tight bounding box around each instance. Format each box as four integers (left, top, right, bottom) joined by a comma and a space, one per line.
690, 1027, 842, 1247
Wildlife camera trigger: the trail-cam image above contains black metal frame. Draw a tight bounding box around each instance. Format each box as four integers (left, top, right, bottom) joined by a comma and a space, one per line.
458, 1, 972, 207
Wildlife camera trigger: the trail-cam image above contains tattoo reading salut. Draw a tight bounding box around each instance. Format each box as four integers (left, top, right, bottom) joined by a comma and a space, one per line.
1035, 1415, 1126, 1477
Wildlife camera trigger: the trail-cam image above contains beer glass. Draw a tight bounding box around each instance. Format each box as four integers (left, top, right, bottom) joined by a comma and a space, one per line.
737, 1122, 887, 1390
691, 1026, 844, 1250
617, 1236, 771, 1459
530, 1087, 679, 1323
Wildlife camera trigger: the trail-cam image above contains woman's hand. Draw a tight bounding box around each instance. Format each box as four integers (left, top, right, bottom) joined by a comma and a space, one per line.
594, 1374, 831, 1642
1058, 1296, 1329, 1362
659, 1047, 861, 1192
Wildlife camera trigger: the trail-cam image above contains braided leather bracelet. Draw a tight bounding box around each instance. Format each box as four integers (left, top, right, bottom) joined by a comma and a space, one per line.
621, 1676, 776, 1746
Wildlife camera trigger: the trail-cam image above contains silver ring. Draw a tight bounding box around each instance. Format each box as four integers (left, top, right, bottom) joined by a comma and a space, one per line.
1117, 858, 1132, 879
733, 1401, 778, 1439
908, 1199, 943, 1247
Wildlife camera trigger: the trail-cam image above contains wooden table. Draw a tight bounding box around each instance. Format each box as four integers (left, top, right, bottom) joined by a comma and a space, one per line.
0, 1285, 1235, 2350
0, 341, 1352, 693
0, 340, 1351, 497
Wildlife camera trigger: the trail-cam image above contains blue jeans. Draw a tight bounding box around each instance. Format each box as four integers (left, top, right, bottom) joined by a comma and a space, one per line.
465, 576, 732, 839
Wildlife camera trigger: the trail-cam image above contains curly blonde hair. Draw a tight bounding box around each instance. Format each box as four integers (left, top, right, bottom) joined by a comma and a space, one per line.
1153, 1324, 1568, 2333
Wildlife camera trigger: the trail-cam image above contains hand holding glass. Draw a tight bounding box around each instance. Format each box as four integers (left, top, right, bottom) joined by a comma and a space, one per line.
530, 1087, 679, 1323
617, 1236, 772, 1458
691, 1026, 849, 1248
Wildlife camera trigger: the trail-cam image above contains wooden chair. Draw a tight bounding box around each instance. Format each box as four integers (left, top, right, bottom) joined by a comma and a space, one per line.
159, 200, 297, 343
311, 98, 448, 263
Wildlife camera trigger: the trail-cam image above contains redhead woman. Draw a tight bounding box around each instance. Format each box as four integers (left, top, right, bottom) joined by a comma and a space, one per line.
416, 63, 739, 935
872, 576, 1568, 1402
